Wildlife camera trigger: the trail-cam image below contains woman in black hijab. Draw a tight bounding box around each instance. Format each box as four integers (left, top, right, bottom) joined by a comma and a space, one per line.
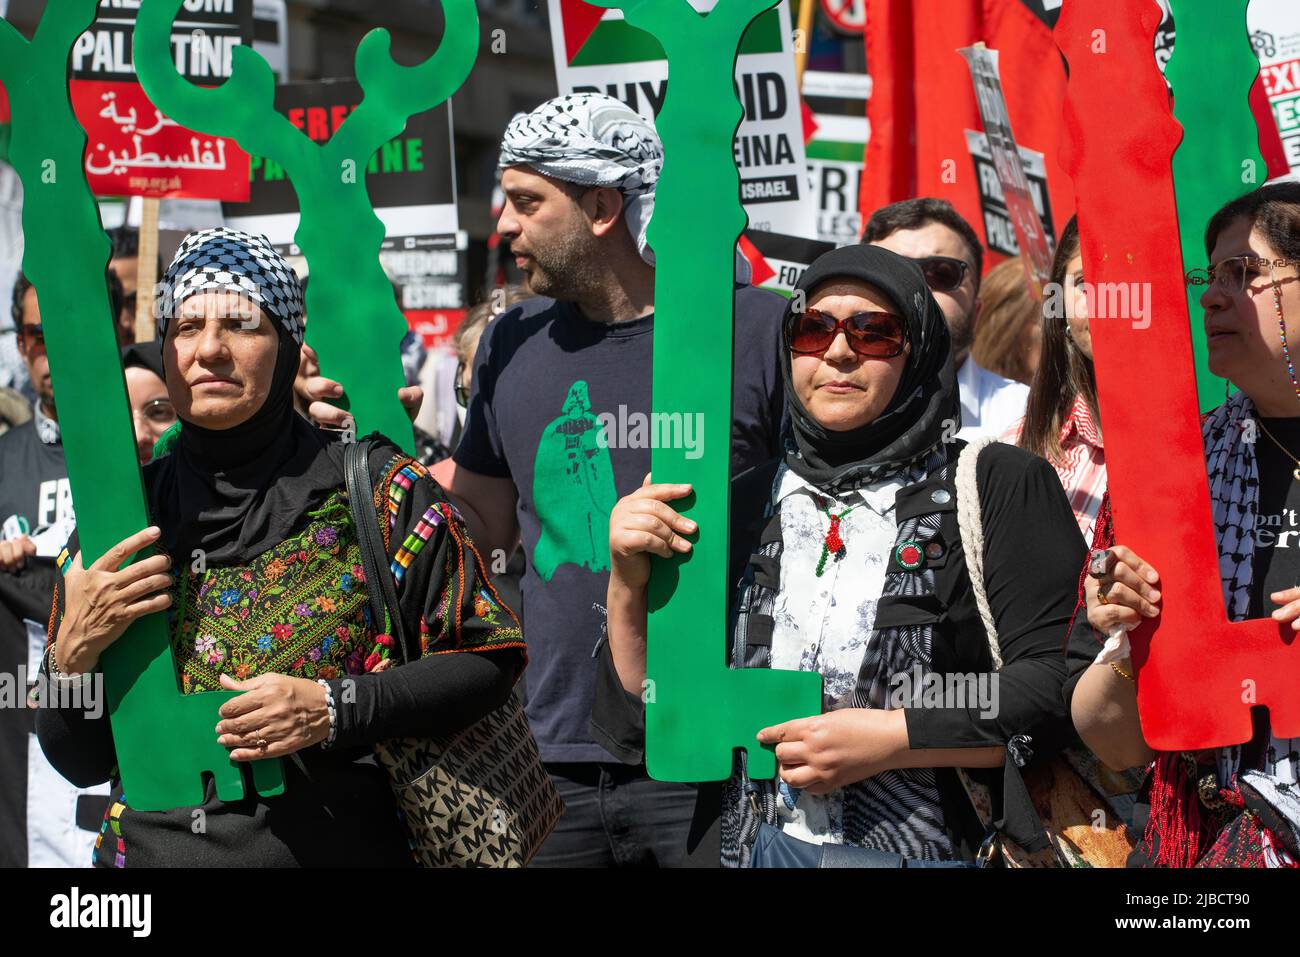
594, 244, 1091, 866
38, 228, 526, 867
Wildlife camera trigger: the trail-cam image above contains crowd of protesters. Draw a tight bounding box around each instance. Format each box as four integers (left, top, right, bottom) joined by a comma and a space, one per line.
0, 90, 1297, 869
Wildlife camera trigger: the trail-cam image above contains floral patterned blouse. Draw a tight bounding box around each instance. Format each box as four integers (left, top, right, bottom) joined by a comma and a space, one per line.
39, 441, 526, 869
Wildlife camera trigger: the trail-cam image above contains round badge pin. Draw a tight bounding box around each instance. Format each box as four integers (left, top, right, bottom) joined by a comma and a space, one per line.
925, 541, 945, 560
895, 540, 925, 570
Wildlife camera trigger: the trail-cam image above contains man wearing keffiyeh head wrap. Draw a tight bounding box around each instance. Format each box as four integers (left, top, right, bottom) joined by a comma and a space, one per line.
493, 93, 660, 312
499, 92, 661, 267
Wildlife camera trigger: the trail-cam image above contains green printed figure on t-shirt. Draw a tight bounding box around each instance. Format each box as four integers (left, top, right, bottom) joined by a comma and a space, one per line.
532, 380, 618, 581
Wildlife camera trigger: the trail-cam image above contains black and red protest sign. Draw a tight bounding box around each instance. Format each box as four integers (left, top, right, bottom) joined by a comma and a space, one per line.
221, 78, 464, 348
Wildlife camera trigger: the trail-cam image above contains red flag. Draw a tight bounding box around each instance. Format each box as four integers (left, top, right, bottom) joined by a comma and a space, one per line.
859, 0, 1075, 272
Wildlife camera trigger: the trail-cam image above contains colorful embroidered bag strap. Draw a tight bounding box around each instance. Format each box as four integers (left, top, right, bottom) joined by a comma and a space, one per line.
343, 436, 414, 665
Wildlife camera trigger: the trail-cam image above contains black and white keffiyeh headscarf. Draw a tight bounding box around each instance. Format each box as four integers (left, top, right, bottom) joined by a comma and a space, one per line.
499, 93, 662, 265
158, 227, 304, 344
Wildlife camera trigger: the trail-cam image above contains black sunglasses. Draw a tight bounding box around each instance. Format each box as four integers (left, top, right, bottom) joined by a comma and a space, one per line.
909, 255, 971, 293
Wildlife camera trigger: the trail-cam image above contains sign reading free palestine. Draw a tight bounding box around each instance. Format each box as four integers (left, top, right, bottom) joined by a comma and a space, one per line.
548, 0, 816, 239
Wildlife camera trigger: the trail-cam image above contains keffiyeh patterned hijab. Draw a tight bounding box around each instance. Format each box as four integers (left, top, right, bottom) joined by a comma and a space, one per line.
158, 227, 304, 344
146, 227, 344, 566
499, 93, 662, 265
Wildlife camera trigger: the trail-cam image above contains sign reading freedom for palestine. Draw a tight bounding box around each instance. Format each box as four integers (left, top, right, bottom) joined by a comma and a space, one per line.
1, 0, 257, 200
221, 78, 466, 349
548, 0, 815, 239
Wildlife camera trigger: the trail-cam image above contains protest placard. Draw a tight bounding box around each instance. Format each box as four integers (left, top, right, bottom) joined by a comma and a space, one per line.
960, 43, 1054, 290
221, 78, 464, 348
37, 0, 256, 200
802, 69, 869, 246
548, 0, 815, 238
1250, 0, 1300, 175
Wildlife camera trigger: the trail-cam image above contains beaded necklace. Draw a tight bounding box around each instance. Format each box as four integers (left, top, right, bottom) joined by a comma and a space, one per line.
1272, 276, 1300, 405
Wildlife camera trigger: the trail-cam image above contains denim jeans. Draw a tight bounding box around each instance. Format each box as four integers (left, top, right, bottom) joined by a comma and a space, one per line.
528, 762, 698, 868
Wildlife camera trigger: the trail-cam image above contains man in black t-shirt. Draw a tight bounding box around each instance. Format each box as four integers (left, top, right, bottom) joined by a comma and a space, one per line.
432, 94, 787, 867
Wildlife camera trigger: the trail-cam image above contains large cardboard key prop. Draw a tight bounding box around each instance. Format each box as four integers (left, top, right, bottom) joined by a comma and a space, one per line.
584, 0, 822, 782
135, 0, 480, 454
0, 0, 285, 810
1056, 0, 1300, 750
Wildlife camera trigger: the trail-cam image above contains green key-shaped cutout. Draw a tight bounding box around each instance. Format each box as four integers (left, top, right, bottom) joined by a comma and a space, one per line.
1167, 0, 1265, 410
0, 0, 285, 810
135, 0, 481, 454
587, 0, 822, 782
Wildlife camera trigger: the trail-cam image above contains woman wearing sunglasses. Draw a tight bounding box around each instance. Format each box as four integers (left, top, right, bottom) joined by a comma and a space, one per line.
1070, 182, 1300, 867
591, 244, 1090, 866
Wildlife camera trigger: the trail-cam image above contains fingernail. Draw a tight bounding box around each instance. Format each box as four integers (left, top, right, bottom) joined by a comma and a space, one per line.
1273, 609, 1284, 619
684, 520, 697, 532
147, 526, 161, 537
1145, 570, 1158, 583
1147, 590, 1160, 601
332, 384, 344, 397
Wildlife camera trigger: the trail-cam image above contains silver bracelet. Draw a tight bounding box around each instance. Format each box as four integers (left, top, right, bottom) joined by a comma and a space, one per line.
46, 643, 92, 685
317, 678, 337, 748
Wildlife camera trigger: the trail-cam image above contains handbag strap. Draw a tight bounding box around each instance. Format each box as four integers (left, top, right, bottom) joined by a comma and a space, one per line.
954, 435, 1001, 669
344, 438, 414, 666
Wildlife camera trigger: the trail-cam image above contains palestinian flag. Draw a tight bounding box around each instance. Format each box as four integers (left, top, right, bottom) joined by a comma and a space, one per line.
556, 0, 785, 66
740, 229, 835, 297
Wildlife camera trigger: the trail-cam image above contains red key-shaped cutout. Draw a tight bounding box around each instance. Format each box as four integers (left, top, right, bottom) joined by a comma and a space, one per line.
1055, 0, 1300, 750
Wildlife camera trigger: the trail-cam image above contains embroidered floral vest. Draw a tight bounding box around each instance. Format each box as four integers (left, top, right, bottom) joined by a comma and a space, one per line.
169, 491, 375, 693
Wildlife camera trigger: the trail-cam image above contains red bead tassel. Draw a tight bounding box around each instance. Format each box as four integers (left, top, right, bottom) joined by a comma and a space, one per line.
1141, 752, 1207, 868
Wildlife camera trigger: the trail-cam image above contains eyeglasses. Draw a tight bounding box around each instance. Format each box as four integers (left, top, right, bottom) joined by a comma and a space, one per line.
786, 309, 907, 359
133, 398, 177, 427
1186, 256, 1300, 295
910, 256, 971, 293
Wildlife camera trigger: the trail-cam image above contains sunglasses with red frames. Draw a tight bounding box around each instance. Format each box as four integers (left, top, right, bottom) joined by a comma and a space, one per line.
786, 309, 908, 359
910, 255, 971, 293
